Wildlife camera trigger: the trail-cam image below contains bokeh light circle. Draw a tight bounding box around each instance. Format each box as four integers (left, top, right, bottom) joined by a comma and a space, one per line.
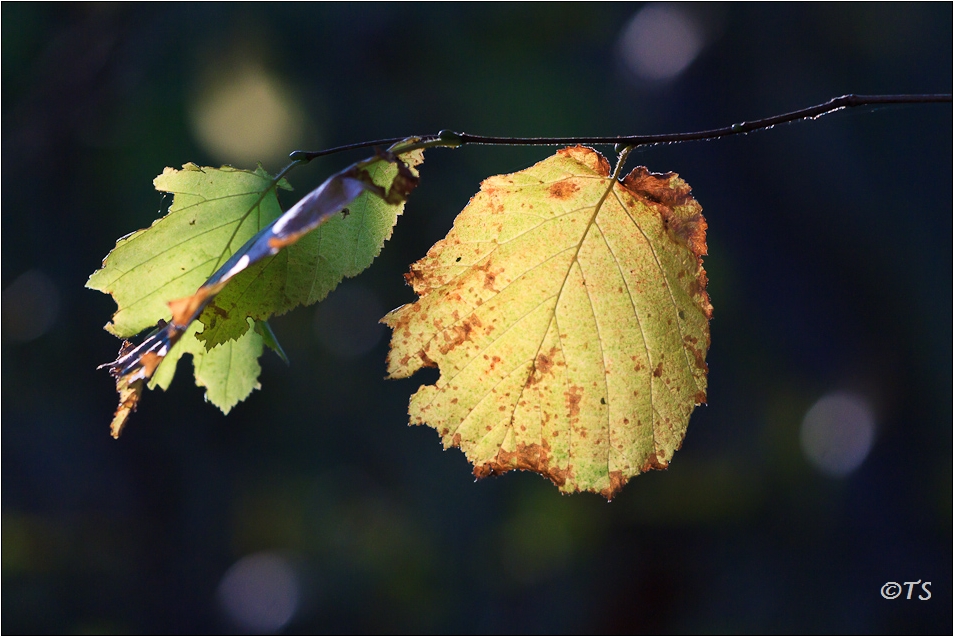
800, 391, 876, 477
618, 4, 705, 82
217, 552, 301, 633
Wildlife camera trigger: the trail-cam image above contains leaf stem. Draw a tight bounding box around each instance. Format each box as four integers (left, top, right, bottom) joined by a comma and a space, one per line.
290, 93, 952, 160
612, 146, 635, 180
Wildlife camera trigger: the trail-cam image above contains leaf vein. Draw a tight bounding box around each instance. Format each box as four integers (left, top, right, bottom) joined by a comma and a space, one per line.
612, 187, 702, 395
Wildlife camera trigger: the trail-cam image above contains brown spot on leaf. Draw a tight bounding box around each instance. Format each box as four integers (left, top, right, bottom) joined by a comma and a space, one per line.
548, 180, 580, 200
526, 347, 560, 384
473, 260, 505, 292
565, 385, 583, 419
438, 315, 482, 354
682, 336, 708, 372
653, 362, 664, 378
536, 353, 554, 375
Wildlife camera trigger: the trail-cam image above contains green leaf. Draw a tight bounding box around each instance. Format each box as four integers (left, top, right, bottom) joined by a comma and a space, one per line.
87, 163, 291, 339
197, 148, 425, 347
384, 146, 712, 499
90, 148, 423, 435
150, 319, 263, 414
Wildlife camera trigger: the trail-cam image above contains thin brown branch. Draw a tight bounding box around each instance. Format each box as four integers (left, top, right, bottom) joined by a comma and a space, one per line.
290, 93, 952, 161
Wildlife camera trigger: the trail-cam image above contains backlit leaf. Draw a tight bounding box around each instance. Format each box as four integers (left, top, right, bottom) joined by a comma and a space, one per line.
87, 164, 291, 339
89, 148, 422, 435
197, 149, 424, 346
150, 320, 264, 415
87, 164, 286, 434
384, 146, 711, 499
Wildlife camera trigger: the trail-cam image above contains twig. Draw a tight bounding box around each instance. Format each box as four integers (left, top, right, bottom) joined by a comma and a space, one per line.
290, 93, 952, 161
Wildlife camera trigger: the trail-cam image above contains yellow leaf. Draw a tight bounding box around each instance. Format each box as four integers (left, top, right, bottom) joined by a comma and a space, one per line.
384, 146, 712, 499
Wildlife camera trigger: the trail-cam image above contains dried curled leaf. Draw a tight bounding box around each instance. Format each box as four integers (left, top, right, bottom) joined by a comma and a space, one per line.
384, 146, 711, 499
107, 341, 146, 438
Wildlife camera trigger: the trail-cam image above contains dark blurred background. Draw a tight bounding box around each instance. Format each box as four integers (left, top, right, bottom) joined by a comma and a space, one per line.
2, 3, 951, 634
